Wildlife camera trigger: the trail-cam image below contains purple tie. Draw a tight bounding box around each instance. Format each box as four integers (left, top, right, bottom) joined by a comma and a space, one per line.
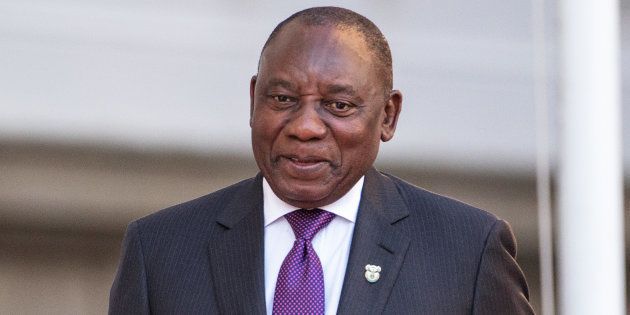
272, 208, 335, 315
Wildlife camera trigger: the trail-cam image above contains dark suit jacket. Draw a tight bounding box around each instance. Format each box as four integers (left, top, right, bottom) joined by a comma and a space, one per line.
109, 168, 534, 314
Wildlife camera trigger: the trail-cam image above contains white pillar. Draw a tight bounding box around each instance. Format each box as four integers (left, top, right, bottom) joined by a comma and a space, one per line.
558, 1, 624, 314
532, 0, 555, 313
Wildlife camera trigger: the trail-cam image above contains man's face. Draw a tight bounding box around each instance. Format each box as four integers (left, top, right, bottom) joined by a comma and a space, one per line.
250, 22, 401, 209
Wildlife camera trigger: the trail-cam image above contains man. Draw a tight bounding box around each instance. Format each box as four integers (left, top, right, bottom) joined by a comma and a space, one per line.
110, 6, 534, 314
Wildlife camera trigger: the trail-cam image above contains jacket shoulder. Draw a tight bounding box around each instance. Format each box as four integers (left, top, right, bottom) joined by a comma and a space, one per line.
131, 176, 258, 237
383, 172, 499, 223
376, 172, 532, 313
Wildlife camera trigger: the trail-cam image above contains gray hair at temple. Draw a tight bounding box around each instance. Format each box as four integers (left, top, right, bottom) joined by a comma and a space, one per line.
259, 6, 394, 94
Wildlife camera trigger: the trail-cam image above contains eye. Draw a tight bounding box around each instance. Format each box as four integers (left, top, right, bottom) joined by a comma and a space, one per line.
324, 100, 356, 115
332, 102, 350, 110
272, 95, 294, 103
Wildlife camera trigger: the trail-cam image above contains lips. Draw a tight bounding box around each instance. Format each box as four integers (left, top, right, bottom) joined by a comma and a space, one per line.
286, 155, 327, 164
277, 154, 331, 179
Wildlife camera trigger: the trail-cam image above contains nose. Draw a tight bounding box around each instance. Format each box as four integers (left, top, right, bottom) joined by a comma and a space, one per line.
284, 103, 327, 141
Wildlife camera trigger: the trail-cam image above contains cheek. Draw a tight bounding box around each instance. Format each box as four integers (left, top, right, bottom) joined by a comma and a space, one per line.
334, 121, 382, 156
251, 112, 285, 153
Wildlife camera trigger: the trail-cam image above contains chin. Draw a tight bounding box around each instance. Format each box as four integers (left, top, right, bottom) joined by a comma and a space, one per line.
278, 183, 333, 208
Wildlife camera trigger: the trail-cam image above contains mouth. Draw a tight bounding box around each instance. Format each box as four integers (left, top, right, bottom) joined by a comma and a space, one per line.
285, 155, 327, 165
277, 155, 331, 178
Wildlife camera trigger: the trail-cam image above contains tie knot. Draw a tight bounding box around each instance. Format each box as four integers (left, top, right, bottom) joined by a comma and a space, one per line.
285, 208, 335, 241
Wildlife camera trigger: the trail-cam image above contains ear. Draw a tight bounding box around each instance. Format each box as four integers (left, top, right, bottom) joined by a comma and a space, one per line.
249, 75, 257, 127
380, 90, 402, 142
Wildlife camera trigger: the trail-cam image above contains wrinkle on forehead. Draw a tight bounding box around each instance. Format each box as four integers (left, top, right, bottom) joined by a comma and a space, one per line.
260, 24, 375, 74
303, 27, 372, 67
258, 24, 378, 95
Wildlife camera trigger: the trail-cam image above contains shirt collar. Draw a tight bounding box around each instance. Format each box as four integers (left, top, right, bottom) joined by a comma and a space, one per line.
263, 176, 364, 227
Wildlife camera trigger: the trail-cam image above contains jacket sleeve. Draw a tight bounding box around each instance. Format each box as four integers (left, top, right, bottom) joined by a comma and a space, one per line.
472, 219, 535, 314
109, 221, 150, 314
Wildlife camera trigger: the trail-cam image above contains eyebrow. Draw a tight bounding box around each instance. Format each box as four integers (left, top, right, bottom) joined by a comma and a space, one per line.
326, 84, 364, 104
265, 80, 364, 102
266, 78, 295, 90
325, 84, 357, 96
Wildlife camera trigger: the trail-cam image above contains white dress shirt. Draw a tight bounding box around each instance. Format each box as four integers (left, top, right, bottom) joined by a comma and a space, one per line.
263, 176, 364, 315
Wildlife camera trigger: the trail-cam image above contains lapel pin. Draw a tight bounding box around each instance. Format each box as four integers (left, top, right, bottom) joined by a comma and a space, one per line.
364, 264, 381, 283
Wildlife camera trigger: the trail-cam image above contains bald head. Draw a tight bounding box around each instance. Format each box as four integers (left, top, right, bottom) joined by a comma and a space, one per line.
259, 6, 393, 94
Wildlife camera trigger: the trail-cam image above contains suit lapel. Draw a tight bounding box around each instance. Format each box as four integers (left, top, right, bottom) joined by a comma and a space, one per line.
337, 168, 411, 314
207, 174, 266, 314
205, 170, 409, 314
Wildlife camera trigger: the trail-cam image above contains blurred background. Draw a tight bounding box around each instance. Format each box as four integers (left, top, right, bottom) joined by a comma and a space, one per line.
0, 0, 628, 314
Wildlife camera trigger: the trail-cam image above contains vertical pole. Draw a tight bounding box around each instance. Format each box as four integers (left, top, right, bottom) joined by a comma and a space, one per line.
558, 1, 624, 314
532, 0, 555, 313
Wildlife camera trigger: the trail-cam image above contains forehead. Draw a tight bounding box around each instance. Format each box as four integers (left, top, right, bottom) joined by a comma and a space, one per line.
259, 23, 377, 83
